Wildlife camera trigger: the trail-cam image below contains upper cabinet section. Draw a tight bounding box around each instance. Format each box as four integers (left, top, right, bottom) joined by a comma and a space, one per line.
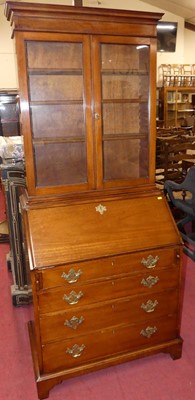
5, 2, 162, 198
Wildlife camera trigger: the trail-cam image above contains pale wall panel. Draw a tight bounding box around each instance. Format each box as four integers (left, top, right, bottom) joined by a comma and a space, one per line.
184, 28, 195, 64
0, 0, 194, 90
0, 53, 18, 89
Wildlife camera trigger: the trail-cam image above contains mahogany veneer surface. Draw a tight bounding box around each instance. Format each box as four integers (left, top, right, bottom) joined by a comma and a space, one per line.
27, 195, 180, 268
5, 3, 184, 399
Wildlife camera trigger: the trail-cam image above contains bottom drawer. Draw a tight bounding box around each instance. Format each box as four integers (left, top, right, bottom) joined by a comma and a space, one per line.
42, 315, 178, 373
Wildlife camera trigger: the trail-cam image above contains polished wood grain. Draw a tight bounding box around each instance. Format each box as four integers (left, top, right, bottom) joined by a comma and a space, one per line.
37, 267, 180, 314
5, 3, 184, 400
40, 289, 178, 343
27, 195, 181, 268
38, 246, 178, 289
42, 315, 178, 373
28, 320, 183, 400
6, 2, 161, 198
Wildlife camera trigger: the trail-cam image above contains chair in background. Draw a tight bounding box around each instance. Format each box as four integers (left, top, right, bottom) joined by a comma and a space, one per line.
165, 166, 195, 261
155, 132, 195, 188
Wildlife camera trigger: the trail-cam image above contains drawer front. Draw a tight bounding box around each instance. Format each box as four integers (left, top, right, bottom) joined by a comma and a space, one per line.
38, 267, 180, 314
40, 289, 179, 343
38, 247, 180, 290
42, 315, 178, 373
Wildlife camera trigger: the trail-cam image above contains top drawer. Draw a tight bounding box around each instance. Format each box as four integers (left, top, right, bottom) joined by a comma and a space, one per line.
35, 247, 181, 290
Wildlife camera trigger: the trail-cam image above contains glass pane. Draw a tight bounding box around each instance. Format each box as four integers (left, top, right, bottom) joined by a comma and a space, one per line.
103, 139, 140, 180
101, 43, 150, 181
27, 42, 82, 69
29, 74, 83, 102
31, 104, 85, 139
26, 41, 87, 187
34, 143, 87, 186
103, 104, 140, 135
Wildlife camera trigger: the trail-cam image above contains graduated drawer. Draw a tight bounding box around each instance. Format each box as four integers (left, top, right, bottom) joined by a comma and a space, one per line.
38, 266, 180, 314
40, 288, 179, 343
36, 247, 180, 290
42, 315, 178, 373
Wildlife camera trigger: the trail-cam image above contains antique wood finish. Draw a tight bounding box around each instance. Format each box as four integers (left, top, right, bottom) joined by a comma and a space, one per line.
37, 268, 179, 313
42, 316, 179, 373
6, 1, 161, 198
36, 246, 179, 289
26, 195, 180, 268
39, 289, 178, 343
5, 3, 184, 399
25, 194, 183, 399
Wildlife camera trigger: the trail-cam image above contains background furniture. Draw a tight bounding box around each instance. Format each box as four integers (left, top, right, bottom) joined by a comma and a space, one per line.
159, 87, 195, 129
0, 162, 32, 305
158, 64, 195, 88
165, 166, 195, 261
6, 3, 183, 399
0, 91, 20, 137
0, 135, 31, 305
0, 219, 9, 243
155, 128, 195, 187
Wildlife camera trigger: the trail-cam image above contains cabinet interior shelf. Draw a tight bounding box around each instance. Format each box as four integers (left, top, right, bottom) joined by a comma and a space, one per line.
102, 99, 147, 104
103, 133, 147, 140
30, 100, 83, 105
32, 133, 146, 144
28, 69, 83, 75
30, 99, 147, 106
28, 68, 149, 77
101, 70, 148, 76
33, 137, 86, 144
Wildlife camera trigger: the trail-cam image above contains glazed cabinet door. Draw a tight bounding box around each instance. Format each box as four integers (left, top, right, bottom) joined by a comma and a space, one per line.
92, 36, 157, 189
16, 32, 94, 196
16, 33, 157, 196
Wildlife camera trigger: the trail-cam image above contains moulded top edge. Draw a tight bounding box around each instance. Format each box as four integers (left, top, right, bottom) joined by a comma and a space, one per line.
5, 1, 163, 24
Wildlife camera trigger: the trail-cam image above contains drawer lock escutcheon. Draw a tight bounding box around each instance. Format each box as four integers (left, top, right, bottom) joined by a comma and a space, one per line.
63, 290, 83, 305
141, 299, 158, 313
61, 268, 83, 284
64, 316, 84, 330
141, 255, 159, 269
140, 326, 157, 338
66, 344, 85, 358
141, 275, 159, 288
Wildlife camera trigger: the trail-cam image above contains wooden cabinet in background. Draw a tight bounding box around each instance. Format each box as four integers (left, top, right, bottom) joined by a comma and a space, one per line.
159, 86, 195, 129
0, 91, 20, 137
5, 2, 184, 399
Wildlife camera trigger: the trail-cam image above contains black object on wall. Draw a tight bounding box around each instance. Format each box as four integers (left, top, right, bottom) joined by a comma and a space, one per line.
157, 22, 178, 53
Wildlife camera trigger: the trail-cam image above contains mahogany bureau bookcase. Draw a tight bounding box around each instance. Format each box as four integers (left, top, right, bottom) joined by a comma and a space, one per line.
5, 2, 184, 399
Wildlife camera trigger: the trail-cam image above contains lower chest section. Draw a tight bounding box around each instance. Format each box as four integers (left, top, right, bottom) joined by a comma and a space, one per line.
32, 246, 182, 374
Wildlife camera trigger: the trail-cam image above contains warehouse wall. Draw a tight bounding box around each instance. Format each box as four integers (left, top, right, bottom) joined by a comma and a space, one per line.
0, 0, 194, 89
